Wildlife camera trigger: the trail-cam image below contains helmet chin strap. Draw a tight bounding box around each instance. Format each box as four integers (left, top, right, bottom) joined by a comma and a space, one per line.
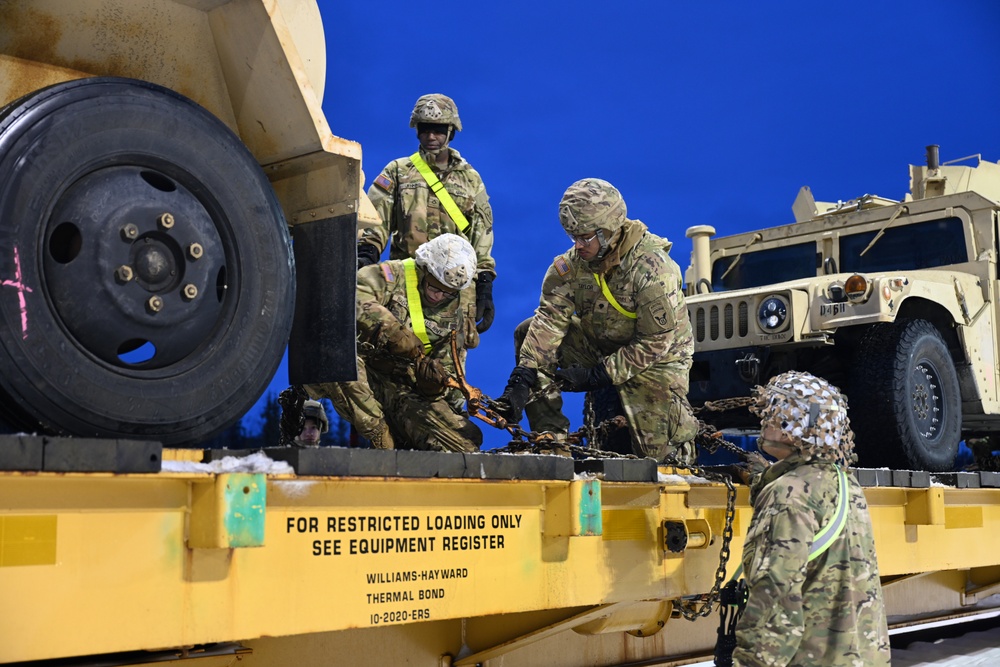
593, 229, 612, 260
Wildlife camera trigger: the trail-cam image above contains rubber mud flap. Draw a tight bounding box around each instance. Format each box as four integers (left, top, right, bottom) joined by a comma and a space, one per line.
288, 215, 358, 385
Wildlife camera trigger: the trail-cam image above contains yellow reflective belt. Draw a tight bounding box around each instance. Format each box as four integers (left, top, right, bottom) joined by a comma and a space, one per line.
402, 259, 432, 354
593, 273, 636, 319
409, 152, 470, 232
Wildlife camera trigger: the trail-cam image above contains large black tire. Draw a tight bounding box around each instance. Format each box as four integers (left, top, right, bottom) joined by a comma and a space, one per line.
849, 319, 960, 471
0, 78, 294, 446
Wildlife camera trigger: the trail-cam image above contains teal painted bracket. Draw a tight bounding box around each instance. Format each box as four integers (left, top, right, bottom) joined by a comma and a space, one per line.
578, 479, 603, 536
222, 473, 266, 548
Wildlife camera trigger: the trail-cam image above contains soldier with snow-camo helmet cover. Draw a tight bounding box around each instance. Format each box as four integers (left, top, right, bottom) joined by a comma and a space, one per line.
733, 371, 890, 667
494, 178, 698, 462
358, 94, 497, 334
308, 234, 482, 452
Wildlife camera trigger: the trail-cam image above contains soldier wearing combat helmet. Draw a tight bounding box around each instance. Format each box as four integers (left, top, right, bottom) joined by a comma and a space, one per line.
308, 234, 482, 452
293, 400, 329, 448
359, 94, 497, 334
733, 371, 890, 666
495, 178, 698, 462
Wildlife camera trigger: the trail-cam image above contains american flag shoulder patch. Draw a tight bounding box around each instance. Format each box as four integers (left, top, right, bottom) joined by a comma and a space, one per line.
554, 257, 571, 276
374, 173, 393, 192
381, 263, 395, 282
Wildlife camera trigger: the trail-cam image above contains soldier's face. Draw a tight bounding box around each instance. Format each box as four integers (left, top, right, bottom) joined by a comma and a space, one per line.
417, 123, 450, 152
759, 424, 795, 460
571, 231, 602, 260
299, 419, 321, 445
422, 276, 459, 305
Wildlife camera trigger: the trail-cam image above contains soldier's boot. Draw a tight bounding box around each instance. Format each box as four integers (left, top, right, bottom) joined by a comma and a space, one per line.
533, 431, 572, 457
364, 421, 395, 450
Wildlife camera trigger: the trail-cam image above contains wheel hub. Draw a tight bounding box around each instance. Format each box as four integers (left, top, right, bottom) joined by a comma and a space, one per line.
911, 362, 942, 440
43, 165, 228, 369
133, 238, 177, 288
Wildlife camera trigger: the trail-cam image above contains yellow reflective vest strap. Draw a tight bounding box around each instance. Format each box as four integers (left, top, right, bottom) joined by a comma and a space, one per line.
729, 466, 850, 581
593, 273, 637, 319
409, 152, 470, 232
402, 258, 432, 354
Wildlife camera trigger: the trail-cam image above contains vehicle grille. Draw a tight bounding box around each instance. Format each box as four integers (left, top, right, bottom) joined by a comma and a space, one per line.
690, 300, 750, 343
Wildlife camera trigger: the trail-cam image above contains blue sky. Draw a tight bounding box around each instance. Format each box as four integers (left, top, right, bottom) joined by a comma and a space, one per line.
249, 0, 1000, 450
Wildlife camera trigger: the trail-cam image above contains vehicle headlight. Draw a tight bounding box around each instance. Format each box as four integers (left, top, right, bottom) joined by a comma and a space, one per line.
844, 274, 870, 304
757, 296, 788, 332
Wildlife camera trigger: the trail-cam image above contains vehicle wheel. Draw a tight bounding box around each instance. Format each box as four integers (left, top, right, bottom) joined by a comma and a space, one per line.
849, 319, 960, 471
0, 77, 294, 446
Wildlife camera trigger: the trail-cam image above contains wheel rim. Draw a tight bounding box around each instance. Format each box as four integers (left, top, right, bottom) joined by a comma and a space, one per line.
43, 165, 230, 370
910, 358, 945, 443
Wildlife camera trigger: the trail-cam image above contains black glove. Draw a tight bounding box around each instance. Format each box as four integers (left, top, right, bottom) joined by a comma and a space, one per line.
554, 365, 612, 392
357, 243, 380, 270
414, 356, 450, 397
494, 365, 537, 424
475, 273, 495, 334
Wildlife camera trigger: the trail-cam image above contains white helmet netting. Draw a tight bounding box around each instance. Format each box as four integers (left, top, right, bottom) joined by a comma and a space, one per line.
750, 370, 856, 466
414, 233, 477, 290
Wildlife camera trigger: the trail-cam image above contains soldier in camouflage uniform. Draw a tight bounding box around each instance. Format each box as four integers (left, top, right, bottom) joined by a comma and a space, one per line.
734, 371, 890, 667
358, 94, 497, 333
293, 400, 328, 448
495, 178, 698, 462
308, 234, 482, 452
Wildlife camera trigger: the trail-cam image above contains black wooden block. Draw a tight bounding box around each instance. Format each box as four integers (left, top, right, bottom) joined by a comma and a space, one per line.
264, 446, 351, 476
892, 470, 911, 487
348, 448, 397, 477
396, 450, 464, 478
44, 438, 161, 473
855, 469, 879, 487
908, 471, 930, 488
621, 458, 658, 482
0, 435, 44, 471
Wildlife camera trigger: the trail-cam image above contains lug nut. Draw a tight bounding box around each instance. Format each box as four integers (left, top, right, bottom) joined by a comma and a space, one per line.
147, 295, 164, 313
158, 213, 175, 230
115, 265, 134, 282
121, 224, 139, 241
182, 284, 199, 300
188, 243, 204, 260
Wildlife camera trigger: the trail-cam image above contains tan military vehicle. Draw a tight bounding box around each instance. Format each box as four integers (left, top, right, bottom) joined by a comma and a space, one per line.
0, 0, 378, 445
685, 146, 1000, 471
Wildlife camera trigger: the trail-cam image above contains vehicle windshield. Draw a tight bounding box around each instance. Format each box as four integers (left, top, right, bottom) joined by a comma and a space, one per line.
840, 217, 967, 273
711, 241, 816, 291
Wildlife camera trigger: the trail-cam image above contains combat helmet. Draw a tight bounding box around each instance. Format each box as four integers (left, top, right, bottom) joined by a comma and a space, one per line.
414, 233, 477, 291
559, 178, 628, 237
750, 371, 856, 466
409, 94, 462, 132
302, 399, 329, 434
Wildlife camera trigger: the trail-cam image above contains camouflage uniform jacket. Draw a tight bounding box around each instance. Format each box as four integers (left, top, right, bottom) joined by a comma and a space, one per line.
364, 147, 495, 277
517, 220, 691, 387
356, 260, 478, 379
734, 454, 890, 667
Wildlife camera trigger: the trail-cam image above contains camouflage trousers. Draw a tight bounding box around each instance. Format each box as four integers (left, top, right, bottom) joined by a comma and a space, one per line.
306, 356, 482, 452
514, 317, 699, 463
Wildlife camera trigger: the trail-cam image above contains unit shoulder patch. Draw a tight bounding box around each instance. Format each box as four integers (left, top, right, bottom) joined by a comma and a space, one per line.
647, 301, 673, 331
374, 173, 394, 192
554, 256, 571, 276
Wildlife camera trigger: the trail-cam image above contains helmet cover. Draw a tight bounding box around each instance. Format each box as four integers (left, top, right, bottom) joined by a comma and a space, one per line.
414, 233, 477, 290
750, 370, 856, 465
409, 93, 462, 131
559, 178, 628, 236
